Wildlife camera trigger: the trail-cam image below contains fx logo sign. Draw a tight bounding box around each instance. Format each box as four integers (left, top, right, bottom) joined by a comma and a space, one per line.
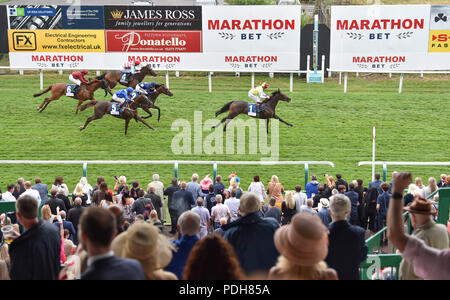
12, 32, 36, 51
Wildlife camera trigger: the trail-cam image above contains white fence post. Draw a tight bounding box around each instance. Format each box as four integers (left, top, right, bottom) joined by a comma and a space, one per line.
398, 73, 404, 94
356, 72, 359, 77
208, 72, 212, 93
306, 55, 310, 83
19, 70, 24, 75
96, 70, 100, 76
389, 73, 392, 78
339, 72, 342, 85
58, 70, 63, 76
269, 72, 274, 78
321, 55, 325, 83
40, 69, 43, 90
420, 72, 423, 78
175, 71, 180, 78
165, 71, 169, 89
251, 72, 255, 89
290, 73, 293, 92
344, 72, 348, 93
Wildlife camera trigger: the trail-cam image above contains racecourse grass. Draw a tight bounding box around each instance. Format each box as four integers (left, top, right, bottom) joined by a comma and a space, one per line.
0, 72, 449, 196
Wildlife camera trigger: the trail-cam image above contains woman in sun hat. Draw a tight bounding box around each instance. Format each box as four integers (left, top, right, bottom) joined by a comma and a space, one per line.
269, 213, 338, 280
111, 221, 177, 280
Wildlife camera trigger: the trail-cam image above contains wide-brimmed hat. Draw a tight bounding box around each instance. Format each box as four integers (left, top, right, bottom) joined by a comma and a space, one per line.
274, 213, 329, 266
320, 198, 329, 208
404, 197, 436, 215
111, 221, 174, 270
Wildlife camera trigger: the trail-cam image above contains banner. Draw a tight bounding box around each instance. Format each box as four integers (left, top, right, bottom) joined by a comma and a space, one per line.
8, 5, 62, 29
61, 6, 104, 29
330, 5, 450, 71
105, 30, 202, 52
104, 6, 202, 30
0, 6, 9, 53
8, 29, 105, 52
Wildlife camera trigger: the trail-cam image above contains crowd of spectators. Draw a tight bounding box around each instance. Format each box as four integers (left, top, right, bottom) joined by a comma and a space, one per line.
0, 171, 448, 280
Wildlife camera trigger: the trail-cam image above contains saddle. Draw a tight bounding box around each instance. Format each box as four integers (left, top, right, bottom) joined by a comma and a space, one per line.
248, 103, 265, 117
66, 84, 79, 99
120, 72, 130, 84
110, 102, 120, 115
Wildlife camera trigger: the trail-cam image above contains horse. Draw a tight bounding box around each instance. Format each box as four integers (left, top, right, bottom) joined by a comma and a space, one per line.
33, 78, 110, 114
138, 84, 173, 121
96, 64, 158, 96
213, 89, 294, 132
79, 94, 155, 135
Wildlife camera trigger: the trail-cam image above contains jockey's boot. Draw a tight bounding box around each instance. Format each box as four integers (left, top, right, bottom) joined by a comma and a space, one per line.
256, 102, 261, 113
119, 102, 124, 115
73, 85, 80, 95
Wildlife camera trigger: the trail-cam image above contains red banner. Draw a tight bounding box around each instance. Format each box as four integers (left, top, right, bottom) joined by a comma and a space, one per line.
105, 30, 202, 52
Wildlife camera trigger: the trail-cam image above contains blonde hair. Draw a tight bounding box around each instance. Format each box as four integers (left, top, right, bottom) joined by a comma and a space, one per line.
119, 176, 127, 185
41, 205, 52, 221
271, 175, 279, 183
415, 177, 424, 189
74, 183, 85, 196
275, 256, 329, 280
150, 210, 159, 222
428, 177, 438, 193
285, 191, 295, 209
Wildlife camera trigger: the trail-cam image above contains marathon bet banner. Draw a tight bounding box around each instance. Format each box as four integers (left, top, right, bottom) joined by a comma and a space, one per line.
330, 5, 450, 71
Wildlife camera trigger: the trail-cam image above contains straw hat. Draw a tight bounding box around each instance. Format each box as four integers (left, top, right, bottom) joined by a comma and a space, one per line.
111, 221, 174, 270
404, 197, 436, 215
320, 198, 329, 208
274, 213, 329, 266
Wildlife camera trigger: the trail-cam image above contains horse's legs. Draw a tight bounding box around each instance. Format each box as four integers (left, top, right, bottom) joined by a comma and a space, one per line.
80, 109, 103, 131
273, 114, 294, 127
140, 107, 153, 120
155, 105, 161, 122
222, 112, 240, 132
75, 99, 84, 115
266, 119, 270, 134
124, 118, 130, 135
134, 114, 155, 131
39, 97, 57, 112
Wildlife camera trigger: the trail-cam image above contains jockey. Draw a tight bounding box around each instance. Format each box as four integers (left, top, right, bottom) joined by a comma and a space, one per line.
135, 82, 157, 96
112, 87, 137, 113
121, 60, 142, 83
248, 82, 269, 112
69, 70, 89, 94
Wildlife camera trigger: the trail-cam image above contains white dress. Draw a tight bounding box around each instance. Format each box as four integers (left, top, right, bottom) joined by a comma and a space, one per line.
248, 182, 266, 202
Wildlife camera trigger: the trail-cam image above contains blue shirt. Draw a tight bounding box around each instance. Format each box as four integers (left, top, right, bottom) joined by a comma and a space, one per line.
138, 82, 156, 94
165, 235, 199, 280
377, 192, 391, 217
114, 89, 135, 102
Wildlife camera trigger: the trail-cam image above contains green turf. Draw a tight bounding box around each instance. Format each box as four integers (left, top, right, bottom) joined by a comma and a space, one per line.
0, 72, 449, 196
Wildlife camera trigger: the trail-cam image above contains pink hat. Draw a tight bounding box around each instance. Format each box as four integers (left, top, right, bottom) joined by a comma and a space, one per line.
274, 213, 329, 266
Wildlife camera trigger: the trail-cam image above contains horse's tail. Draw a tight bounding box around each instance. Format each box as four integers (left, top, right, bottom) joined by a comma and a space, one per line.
96, 72, 106, 80
79, 100, 97, 111
215, 101, 233, 117
33, 85, 52, 97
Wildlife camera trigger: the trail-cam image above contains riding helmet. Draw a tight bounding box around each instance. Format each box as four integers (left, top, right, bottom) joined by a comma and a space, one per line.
134, 60, 141, 65
126, 87, 134, 93
81, 70, 88, 74
262, 82, 269, 88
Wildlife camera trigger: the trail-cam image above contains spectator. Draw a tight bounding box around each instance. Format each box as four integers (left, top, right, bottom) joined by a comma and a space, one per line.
170, 182, 195, 236
21, 181, 41, 206
399, 196, 449, 280
294, 185, 307, 213
191, 198, 211, 239
214, 175, 226, 200
47, 188, 67, 214
91, 176, 105, 194
164, 178, 181, 234
131, 189, 154, 216
1, 184, 16, 202
414, 177, 425, 198
55, 210, 77, 244
113, 175, 128, 193
228, 176, 243, 199
267, 175, 284, 208
362, 187, 378, 235
436, 174, 447, 188
335, 174, 348, 191
423, 177, 438, 199
387, 172, 450, 280
0, 228, 10, 268
148, 186, 163, 221
148, 174, 165, 221
325, 194, 368, 280
0, 260, 9, 280
67, 198, 85, 238
264, 198, 282, 224
130, 180, 141, 200
259, 199, 269, 217
248, 175, 266, 203
376, 182, 391, 243
72, 183, 88, 207
312, 184, 329, 208
186, 173, 204, 204
337, 185, 346, 194
165, 211, 201, 280
211, 194, 231, 229
214, 218, 228, 237
305, 175, 320, 199
56, 188, 72, 212
183, 234, 245, 280
344, 182, 360, 226
111, 221, 177, 280
200, 174, 213, 195
92, 182, 109, 207
108, 205, 126, 235
269, 213, 337, 280
443, 174, 450, 187
354, 178, 366, 223
223, 192, 279, 275
12, 178, 25, 199
317, 198, 332, 227
75, 177, 93, 205
32, 178, 48, 206
41, 204, 55, 224
8, 195, 61, 280
281, 191, 297, 225
388, 171, 398, 194
205, 184, 217, 214
100, 193, 114, 208
79, 207, 146, 280
52, 176, 69, 197
369, 173, 383, 195
120, 190, 135, 225
224, 189, 240, 222
299, 199, 317, 216
325, 175, 336, 194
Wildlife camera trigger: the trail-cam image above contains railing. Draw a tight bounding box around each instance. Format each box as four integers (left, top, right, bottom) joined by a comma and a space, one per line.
0, 160, 335, 189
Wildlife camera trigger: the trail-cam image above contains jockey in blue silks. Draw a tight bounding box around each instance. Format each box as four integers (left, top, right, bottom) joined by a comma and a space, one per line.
135, 82, 157, 96
112, 87, 137, 114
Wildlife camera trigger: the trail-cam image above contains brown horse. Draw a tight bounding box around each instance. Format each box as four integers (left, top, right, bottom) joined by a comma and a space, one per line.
79, 94, 155, 135
96, 64, 158, 96
138, 84, 173, 121
213, 89, 293, 132
33, 78, 110, 114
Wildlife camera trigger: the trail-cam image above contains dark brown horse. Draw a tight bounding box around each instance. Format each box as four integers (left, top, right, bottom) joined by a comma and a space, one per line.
213, 89, 294, 132
33, 78, 110, 114
96, 64, 158, 96
79, 94, 155, 135
138, 84, 173, 121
